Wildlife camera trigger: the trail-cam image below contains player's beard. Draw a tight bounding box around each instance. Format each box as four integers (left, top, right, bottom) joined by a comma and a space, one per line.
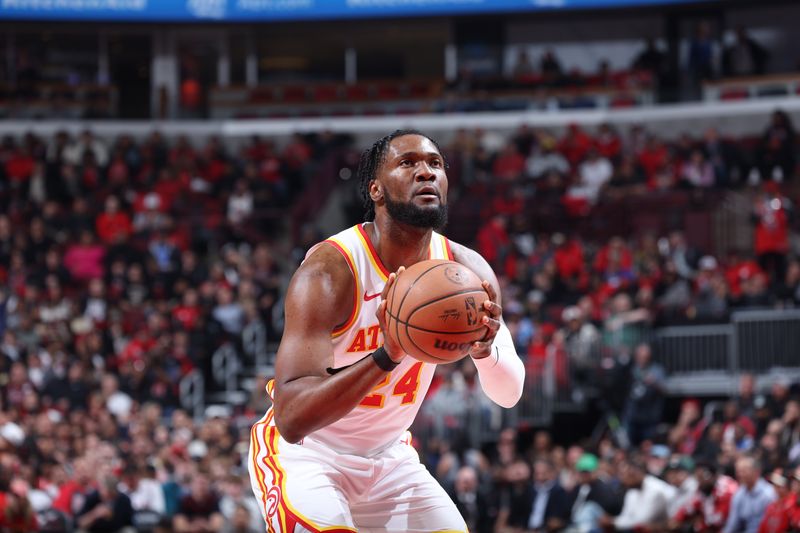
384, 190, 448, 230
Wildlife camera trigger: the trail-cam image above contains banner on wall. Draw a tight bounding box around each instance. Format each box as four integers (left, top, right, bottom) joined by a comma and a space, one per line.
0, 0, 710, 22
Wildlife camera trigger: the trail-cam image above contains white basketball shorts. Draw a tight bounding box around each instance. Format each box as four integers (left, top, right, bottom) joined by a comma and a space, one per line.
248, 413, 467, 533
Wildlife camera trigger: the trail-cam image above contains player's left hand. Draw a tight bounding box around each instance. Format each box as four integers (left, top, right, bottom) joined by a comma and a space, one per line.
469, 280, 501, 360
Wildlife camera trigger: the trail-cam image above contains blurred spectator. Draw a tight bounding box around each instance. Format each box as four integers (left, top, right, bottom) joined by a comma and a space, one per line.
633, 38, 667, 84
723, 27, 768, 77
173, 472, 224, 533
567, 453, 623, 532
603, 458, 676, 531
63, 229, 105, 282
724, 455, 777, 533
448, 465, 495, 533
476, 214, 510, 273
752, 184, 792, 285
560, 306, 599, 399
623, 343, 665, 446
758, 110, 796, 182
672, 459, 738, 532
95, 195, 132, 246
227, 179, 255, 226
512, 49, 536, 80
693, 256, 730, 320
526, 135, 569, 181
686, 22, 719, 94
218, 474, 262, 533
679, 149, 716, 188
540, 50, 563, 86
75, 474, 134, 533
64, 130, 109, 168
493, 143, 527, 182
737, 373, 758, 418
758, 470, 795, 533
570, 148, 613, 205
602, 293, 650, 354
506, 458, 571, 532
0, 477, 39, 532
665, 456, 699, 518
126, 464, 166, 519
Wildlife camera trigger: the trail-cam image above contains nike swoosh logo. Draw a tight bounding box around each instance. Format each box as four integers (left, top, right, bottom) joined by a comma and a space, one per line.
363, 291, 381, 301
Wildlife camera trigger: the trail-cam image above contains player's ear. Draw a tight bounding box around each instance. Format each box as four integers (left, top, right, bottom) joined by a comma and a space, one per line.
369, 179, 382, 203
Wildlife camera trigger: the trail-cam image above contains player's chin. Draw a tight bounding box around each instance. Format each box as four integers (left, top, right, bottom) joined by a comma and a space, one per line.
412, 195, 442, 207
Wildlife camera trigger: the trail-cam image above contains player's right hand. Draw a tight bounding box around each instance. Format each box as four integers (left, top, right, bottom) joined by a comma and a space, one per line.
376, 267, 406, 364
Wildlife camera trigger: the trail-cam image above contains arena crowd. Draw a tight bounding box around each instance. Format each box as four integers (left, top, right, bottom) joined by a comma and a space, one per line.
0, 111, 798, 531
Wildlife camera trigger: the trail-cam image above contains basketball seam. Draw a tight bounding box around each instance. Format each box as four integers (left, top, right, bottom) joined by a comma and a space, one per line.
395, 261, 454, 322
404, 287, 487, 322
392, 261, 454, 360
389, 265, 411, 359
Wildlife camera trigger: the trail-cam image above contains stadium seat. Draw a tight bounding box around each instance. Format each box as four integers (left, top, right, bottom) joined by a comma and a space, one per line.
313, 84, 341, 102
719, 87, 749, 100
609, 94, 637, 108
281, 85, 308, 103
345, 83, 370, 101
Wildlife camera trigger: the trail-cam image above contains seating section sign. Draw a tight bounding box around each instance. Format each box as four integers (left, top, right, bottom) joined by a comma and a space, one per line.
0, 0, 707, 21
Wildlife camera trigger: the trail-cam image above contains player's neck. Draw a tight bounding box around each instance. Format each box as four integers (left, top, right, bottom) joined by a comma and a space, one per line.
367, 218, 433, 272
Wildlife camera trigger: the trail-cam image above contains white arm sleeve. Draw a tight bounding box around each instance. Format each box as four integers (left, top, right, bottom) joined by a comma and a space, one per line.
471, 323, 525, 408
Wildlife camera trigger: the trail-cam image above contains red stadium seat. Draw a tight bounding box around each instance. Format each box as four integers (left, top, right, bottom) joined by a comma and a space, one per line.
281, 85, 308, 103
313, 84, 340, 102
719, 88, 749, 100
250, 87, 276, 103
610, 94, 637, 108
408, 81, 433, 98
376, 83, 401, 100
345, 83, 370, 101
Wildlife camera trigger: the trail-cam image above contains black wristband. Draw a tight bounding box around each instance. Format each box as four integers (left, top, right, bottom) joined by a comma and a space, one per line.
371, 347, 400, 372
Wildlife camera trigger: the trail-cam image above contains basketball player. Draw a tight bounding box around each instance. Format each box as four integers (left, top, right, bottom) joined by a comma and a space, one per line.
249, 130, 525, 532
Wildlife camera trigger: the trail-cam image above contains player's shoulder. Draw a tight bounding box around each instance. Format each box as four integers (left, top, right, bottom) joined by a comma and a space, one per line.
288, 242, 354, 300
447, 239, 495, 280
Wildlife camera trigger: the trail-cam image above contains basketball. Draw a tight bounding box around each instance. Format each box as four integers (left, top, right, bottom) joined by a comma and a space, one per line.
385, 259, 490, 364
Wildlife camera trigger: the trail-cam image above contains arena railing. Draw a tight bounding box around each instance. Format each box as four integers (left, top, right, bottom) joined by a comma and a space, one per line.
179, 369, 204, 421
1, 94, 799, 142
549, 308, 800, 400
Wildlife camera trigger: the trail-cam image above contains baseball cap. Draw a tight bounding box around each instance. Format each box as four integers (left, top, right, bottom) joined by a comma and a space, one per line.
576, 453, 599, 473
769, 471, 788, 487
667, 456, 695, 472
0, 422, 25, 447
562, 306, 582, 322
699, 256, 718, 271
650, 444, 670, 459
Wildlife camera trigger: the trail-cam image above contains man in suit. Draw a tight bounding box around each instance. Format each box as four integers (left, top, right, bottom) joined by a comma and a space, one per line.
448, 465, 496, 533
507, 458, 572, 532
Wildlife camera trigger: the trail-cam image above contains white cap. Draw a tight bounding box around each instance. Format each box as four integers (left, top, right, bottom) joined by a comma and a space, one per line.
187, 440, 208, 459
0, 422, 25, 446
699, 255, 718, 271
107, 392, 133, 418
562, 306, 582, 322
143, 192, 161, 210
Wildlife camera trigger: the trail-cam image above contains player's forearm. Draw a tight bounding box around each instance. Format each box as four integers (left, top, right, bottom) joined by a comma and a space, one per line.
472, 323, 525, 408
274, 356, 389, 443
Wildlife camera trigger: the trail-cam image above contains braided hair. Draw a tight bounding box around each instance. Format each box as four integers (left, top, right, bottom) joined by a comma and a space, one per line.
357, 129, 445, 221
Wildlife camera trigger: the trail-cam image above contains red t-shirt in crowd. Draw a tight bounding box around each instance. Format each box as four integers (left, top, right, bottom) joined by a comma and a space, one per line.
96, 212, 133, 244
674, 475, 738, 532
554, 240, 585, 279
759, 494, 798, 533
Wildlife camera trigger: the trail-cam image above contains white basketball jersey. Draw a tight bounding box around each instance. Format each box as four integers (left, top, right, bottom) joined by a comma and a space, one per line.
264, 223, 454, 457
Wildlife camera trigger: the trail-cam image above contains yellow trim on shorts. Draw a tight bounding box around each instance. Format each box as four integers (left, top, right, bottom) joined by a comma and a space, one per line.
251, 413, 275, 533
258, 426, 358, 532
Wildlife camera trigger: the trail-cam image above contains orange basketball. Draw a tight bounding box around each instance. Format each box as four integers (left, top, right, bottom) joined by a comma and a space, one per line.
385, 259, 489, 364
